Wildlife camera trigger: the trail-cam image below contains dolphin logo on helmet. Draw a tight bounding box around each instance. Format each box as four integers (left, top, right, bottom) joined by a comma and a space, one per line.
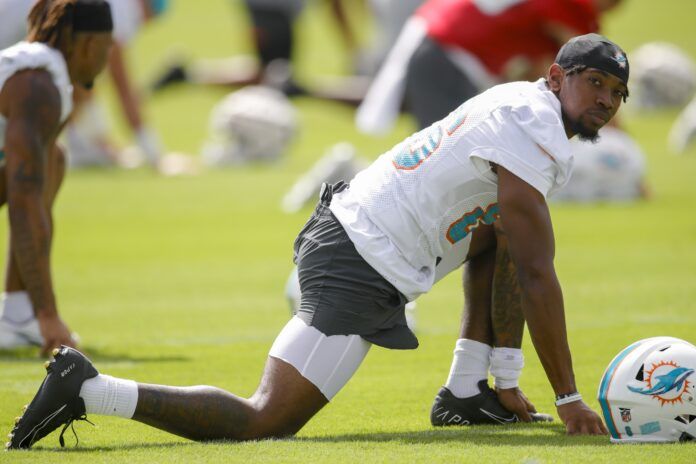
628, 366, 695, 397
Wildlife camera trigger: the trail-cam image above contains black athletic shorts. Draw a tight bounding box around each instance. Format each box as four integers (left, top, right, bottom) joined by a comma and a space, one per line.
293, 182, 419, 350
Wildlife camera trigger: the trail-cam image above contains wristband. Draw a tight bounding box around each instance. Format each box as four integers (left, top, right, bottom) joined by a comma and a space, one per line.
555, 392, 582, 406
490, 347, 524, 389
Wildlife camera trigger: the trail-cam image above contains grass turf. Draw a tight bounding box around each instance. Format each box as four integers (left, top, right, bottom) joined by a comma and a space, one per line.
1, 0, 696, 462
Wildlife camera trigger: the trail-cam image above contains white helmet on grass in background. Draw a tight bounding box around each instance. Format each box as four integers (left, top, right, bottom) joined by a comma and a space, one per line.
202, 85, 298, 166
598, 336, 696, 443
630, 42, 696, 109
554, 127, 646, 202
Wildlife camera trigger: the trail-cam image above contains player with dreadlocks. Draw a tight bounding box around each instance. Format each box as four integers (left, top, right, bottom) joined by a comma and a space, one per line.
0, 0, 113, 354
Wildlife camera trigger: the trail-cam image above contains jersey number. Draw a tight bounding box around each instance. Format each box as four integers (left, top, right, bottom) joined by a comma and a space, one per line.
392, 111, 468, 170
446, 203, 500, 244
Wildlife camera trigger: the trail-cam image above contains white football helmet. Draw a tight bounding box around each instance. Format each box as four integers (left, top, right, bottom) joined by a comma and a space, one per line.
554, 127, 646, 202
598, 337, 696, 443
630, 42, 696, 109
202, 86, 298, 166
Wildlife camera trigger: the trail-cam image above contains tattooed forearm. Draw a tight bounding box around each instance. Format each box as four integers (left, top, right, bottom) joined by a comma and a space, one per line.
8, 202, 54, 312
134, 384, 253, 441
492, 242, 525, 348
2, 69, 62, 315
13, 160, 45, 187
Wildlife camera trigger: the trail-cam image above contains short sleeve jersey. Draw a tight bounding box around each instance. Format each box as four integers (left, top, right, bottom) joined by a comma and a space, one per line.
417, 0, 599, 76
330, 79, 573, 301
0, 42, 73, 151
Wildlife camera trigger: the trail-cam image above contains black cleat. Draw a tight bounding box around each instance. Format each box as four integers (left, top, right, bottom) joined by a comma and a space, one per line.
150, 63, 188, 92
6, 346, 98, 450
430, 380, 552, 426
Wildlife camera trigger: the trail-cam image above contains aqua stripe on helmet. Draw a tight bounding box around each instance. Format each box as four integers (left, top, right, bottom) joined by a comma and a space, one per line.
597, 341, 642, 440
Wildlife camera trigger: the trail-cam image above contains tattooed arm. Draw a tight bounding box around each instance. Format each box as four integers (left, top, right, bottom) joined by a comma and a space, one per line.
491, 225, 525, 349
491, 224, 541, 420
497, 165, 606, 435
1, 69, 74, 354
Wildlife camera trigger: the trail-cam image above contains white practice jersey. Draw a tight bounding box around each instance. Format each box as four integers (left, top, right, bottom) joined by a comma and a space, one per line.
331, 79, 574, 301
0, 42, 73, 153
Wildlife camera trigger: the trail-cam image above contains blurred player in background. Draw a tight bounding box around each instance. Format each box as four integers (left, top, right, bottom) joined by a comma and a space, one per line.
152, 0, 424, 107
0, 0, 167, 168
356, 0, 425, 76
69, 0, 168, 168
9, 34, 629, 448
151, 0, 354, 97
0, 0, 113, 353
358, 0, 622, 133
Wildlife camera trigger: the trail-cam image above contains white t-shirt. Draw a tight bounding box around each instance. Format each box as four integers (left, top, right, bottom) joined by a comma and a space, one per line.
331, 79, 573, 301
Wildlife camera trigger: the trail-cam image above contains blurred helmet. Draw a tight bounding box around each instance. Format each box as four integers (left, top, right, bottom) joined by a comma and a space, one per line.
202, 86, 298, 166
554, 127, 645, 202
630, 42, 696, 109
598, 336, 696, 443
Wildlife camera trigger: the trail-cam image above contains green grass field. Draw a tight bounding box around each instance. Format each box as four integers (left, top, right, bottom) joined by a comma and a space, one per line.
2, 1, 696, 462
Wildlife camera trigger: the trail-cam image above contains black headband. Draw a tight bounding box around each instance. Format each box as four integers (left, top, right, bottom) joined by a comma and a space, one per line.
73, 1, 113, 33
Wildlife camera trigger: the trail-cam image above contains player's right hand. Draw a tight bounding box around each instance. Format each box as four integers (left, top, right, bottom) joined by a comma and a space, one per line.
557, 400, 608, 435
496, 387, 536, 422
37, 312, 77, 356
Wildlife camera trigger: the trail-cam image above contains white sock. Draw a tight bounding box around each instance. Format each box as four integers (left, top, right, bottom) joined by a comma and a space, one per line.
445, 338, 492, 398
1, 291, 35, 325
79, 375, 139, 418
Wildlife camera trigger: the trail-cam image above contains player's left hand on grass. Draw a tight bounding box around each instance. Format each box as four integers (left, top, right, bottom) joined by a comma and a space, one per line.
496, 387, 536, 422
557, 400, 608, 435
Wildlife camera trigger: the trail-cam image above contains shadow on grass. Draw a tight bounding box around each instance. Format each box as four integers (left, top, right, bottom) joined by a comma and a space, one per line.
298, 424, 612, 447
32, 442, 195, 453
0, 346, 190, 364
21, 425, 610, 452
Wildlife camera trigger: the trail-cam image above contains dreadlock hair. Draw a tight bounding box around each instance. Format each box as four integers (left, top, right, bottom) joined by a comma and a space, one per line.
27, 0, 77, 52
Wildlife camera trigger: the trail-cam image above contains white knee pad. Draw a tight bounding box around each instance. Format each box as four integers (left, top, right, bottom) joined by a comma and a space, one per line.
269, 317, 371, 400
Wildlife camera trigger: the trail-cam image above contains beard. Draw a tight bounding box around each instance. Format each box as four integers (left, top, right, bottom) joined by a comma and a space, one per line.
562, 108, 600, 143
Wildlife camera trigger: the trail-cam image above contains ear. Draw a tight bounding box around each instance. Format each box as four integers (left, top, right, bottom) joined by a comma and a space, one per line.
546, 63, 565, 93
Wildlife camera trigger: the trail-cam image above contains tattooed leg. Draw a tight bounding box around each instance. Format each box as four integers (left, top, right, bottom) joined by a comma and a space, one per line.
132, 356, 328, 441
